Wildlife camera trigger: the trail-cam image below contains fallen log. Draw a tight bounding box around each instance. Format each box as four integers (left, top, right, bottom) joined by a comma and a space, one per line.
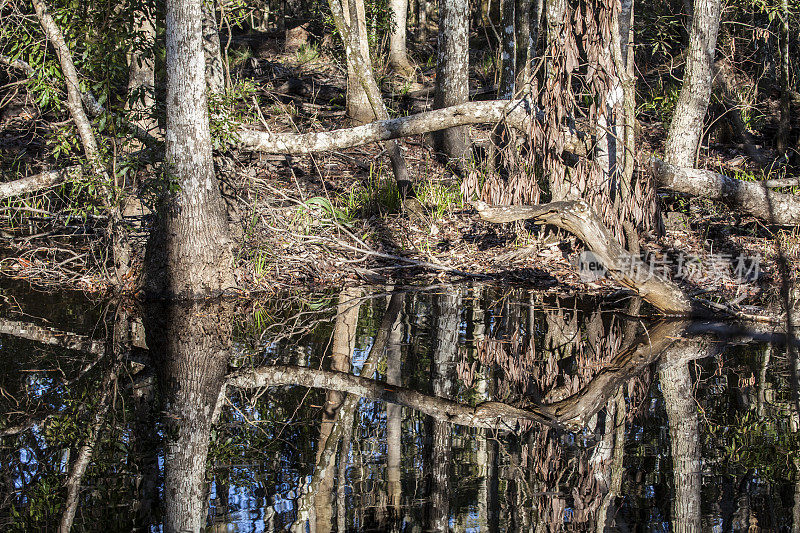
472, 199, 695, 315
0, 166, 82, 201
239, 99, 587, 155
652, 157, 800, 226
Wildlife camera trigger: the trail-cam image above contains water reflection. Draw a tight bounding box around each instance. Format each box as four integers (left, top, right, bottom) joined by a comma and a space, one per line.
1, 284, 799, 531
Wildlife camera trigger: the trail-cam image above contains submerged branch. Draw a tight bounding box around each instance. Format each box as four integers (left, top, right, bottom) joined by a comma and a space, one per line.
472, 200, 695, 315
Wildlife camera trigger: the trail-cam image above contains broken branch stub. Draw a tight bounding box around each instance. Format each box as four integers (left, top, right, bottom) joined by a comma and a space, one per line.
473, 200, 694, 315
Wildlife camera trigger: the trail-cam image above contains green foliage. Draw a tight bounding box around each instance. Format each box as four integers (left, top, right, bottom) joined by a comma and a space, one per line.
208, 80, 258, 149
638, 81, 682, 125
415, 178, 463, 220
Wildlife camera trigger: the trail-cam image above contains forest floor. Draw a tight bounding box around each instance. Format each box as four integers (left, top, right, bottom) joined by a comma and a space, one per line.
1, 31, 798, 315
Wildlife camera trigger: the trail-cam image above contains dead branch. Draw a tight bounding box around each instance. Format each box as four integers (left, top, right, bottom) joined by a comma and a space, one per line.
0, 166, 82, 201
472, 200, 695, 315
652, 157, 800, 226
0, 316, 104, 354
239, 99, 587, 155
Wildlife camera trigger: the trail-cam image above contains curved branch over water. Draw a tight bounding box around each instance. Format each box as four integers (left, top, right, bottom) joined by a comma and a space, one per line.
472, 200, 694, 315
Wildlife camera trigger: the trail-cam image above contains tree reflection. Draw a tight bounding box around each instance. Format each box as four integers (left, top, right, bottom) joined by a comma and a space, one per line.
144, 298, 233, 533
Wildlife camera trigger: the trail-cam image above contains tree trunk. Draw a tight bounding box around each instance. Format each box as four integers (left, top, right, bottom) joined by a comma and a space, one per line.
202, 0, 225, 94
328, 0, 411, 193
31, 0, 131, 278
127, 4, 158, 134
515, 0, 533, 91
664, 0, 722, 167
777, 0, 790, 155
385, 305, 404, 525
426, 290, 461, 532
145, 0, 236, 298
658, 339, 708, 532
388, 0, 414, 78
499, 0, 516, 99
146, 300, 232, 533
314, 287, 361, 533
434, 0, 470, 164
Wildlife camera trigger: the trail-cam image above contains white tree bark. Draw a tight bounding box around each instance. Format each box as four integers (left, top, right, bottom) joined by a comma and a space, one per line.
652, 157, 800, 225
664, 0, 722, 167
146, 0, 236, 297
434, 0, 470, 162
388, 0, 414, 78
238, 100, 574, 154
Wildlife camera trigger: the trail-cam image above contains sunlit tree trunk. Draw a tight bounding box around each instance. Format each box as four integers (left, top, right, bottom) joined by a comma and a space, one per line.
127, 2, 157, 134
388, 0, 414, 78
202, 0, 224, 94
145, 0, 236, 298
434, 0, 470, 164
147, 300, 232, 533
328, 0, 411, 193
664, 0, 722, 167
426, 290, 461, 530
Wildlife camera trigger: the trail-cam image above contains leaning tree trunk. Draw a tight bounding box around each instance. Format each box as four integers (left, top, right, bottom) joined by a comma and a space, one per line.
328, 0, 411, 194
434, 0, 470, 165
388, 0, 415, 78
664, 0, 722, 167
145, 0, 236, 298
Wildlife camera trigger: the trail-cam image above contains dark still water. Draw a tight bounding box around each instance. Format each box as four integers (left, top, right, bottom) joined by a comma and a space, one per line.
1, 283, 799, 532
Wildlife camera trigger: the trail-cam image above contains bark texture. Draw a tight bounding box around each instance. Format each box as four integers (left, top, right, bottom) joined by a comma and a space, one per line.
0, 166, 81, 201
202, 0, 225, 94
388, 0, 414, 78
127, 4, 158, 133
664, 0, 722, 167
427, 292, 461, 532
652, 157, 800, 225
146, 300, 232, 533
145, 0, 236, 298
658, 338, 710, 532
473, 200, 694, 314
434, 0, 470, 163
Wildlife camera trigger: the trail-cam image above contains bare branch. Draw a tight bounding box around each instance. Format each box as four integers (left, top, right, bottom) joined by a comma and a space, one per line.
652, 157, 800, 226
472, 199, 695, 315
239, 100, 587, 155
225, 364, 561, 430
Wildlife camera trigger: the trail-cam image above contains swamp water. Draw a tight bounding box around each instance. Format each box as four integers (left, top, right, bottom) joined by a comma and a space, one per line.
1, 282, 799, 532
